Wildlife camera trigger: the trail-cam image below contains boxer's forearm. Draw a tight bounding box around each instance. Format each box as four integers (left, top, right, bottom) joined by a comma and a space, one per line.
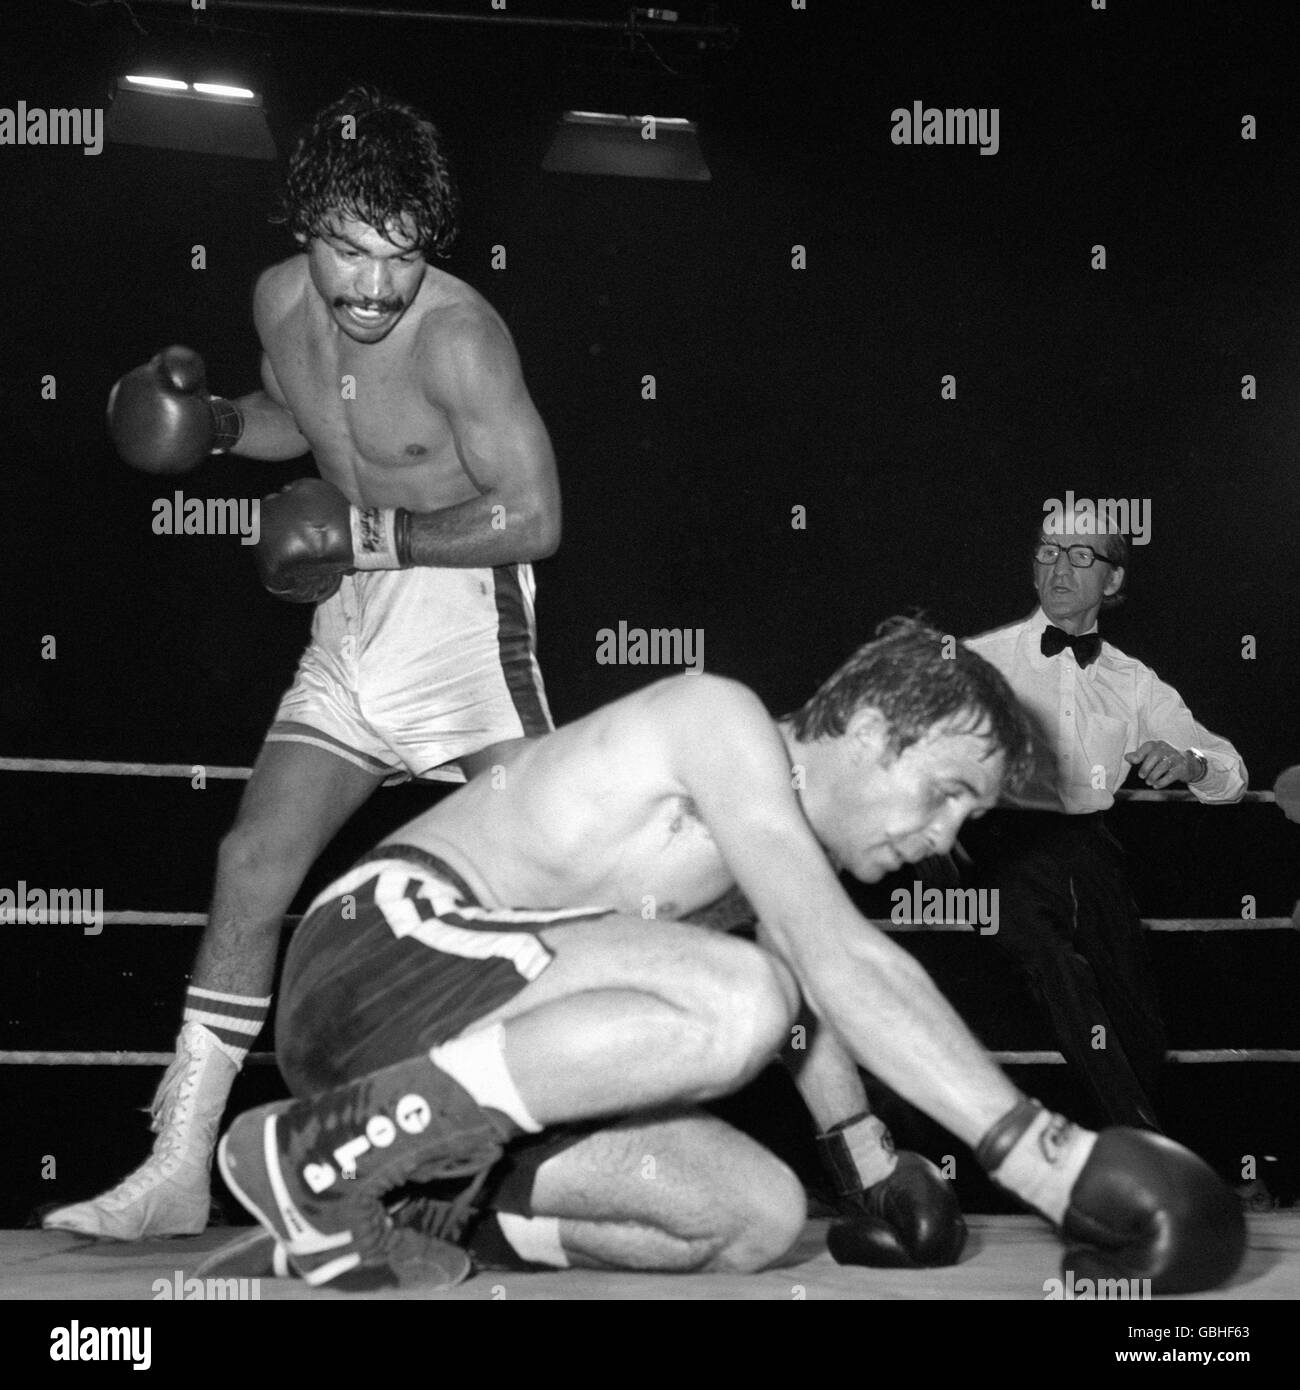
402, 491, 560, 567
800, 934, 1019, 1149
786, 1024, 870, 1130
229, 390, 313, 462
764, 922, 870, 1129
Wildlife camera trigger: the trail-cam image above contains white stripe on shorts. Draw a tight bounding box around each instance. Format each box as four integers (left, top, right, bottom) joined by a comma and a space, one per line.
304, 859, 608, 983
373, 867, 552, 980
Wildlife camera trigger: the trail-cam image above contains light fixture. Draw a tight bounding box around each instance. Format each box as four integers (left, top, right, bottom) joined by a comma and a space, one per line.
542, 111, 710, 181
123, 75, 188, 93
107, 74, 276, 160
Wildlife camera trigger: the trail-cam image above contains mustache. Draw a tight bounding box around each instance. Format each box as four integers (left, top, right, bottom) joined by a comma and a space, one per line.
334, 296, 404, 314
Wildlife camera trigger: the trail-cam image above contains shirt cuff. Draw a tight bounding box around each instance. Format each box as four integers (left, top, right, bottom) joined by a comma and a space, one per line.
1186, 749, 1245, 802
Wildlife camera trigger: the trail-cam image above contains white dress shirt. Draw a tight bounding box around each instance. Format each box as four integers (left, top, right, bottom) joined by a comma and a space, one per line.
965, 608, 1247, 813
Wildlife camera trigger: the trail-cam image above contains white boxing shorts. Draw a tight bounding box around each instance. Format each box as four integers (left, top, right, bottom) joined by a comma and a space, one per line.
265, 563, 553, 784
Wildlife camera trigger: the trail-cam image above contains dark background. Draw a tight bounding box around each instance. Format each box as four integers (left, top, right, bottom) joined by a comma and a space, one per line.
1, 1, 1296, 1229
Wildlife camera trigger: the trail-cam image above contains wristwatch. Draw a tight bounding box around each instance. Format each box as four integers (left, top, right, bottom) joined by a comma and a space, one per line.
1187, 748, 1209, 783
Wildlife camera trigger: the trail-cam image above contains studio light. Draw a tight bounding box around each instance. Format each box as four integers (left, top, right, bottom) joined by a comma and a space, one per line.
542, 111, 710, 181
107, 74, 276, 160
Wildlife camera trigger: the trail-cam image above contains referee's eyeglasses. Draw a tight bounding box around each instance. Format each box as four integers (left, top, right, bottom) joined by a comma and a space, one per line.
1034, 541, 1115, 569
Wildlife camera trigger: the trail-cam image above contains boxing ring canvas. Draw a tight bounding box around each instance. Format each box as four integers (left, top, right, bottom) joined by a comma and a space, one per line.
7, 1216, 1298, 1301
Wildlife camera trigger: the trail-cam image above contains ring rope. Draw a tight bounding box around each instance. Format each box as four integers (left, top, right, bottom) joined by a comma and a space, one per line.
0, 757, 250, 779
3, 765, 1289, 1068
1117, 788, 1275, 803
3, 1048, 1295, 1066
888, 918, 1291, 933
0, 755, 1282, 802
45, 911, 1296, 932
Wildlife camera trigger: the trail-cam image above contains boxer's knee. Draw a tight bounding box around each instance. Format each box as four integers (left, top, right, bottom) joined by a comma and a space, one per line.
696, 944, 799, 1096
711, 1158, 807, 1273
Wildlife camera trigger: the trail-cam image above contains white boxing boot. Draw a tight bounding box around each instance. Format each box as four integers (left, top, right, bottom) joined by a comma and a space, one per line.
43, 1022, 238, 1239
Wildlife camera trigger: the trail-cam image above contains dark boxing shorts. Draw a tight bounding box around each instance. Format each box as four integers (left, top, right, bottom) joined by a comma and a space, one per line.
276, 844, 611, 1097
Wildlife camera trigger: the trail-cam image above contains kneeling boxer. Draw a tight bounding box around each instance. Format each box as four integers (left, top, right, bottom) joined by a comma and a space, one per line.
211, 621, 1245, 1291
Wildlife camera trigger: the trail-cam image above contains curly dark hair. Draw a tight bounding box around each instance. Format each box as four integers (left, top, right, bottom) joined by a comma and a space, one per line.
275, 85, 460, 258
786, 616, 1033, 790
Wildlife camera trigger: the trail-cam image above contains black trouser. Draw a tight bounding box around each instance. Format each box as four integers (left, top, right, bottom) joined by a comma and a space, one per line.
959, 810, 1167, 1131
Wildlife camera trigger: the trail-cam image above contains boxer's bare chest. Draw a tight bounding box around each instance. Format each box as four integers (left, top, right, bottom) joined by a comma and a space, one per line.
529, 792, 737, 926
636, 796, 736, 921
266, 303, 473, 508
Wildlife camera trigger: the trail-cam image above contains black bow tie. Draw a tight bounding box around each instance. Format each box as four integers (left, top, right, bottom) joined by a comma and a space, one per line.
1041, 625, 1101, 668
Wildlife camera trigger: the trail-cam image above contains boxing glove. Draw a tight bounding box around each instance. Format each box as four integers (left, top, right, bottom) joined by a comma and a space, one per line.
978, 1097, 1246, 1295
819, 1112, 966, 1268
108, 346, 243, 474
255, 478, 414, 604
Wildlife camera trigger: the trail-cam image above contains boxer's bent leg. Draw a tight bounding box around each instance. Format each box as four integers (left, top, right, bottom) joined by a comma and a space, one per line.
225, 899, 801, 1283
281, 903, 801, 1121
202, 1112, 806, 1279
486, 1109, 806, 1273
464, 915, 802, 1122
44, 740, 381, 1240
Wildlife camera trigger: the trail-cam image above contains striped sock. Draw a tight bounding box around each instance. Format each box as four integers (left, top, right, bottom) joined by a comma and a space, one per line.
182, 986, 271, 1067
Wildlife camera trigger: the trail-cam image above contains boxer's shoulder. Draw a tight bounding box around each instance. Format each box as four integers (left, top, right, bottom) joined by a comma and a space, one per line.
638, 671, 765, 725
252, 255, 309, 332
628, 675, 778, 776
409, 279, 520, 377
543, 676, 763, 772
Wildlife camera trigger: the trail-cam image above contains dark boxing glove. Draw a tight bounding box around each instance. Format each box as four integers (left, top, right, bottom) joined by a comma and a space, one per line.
108, 346, 243, 475
819, 1112, 966, 1268
255, 477, 414, 604
978, 1097, 1246, 1295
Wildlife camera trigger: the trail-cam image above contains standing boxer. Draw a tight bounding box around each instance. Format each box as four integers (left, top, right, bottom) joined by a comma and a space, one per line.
46, 86, 560, 1239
